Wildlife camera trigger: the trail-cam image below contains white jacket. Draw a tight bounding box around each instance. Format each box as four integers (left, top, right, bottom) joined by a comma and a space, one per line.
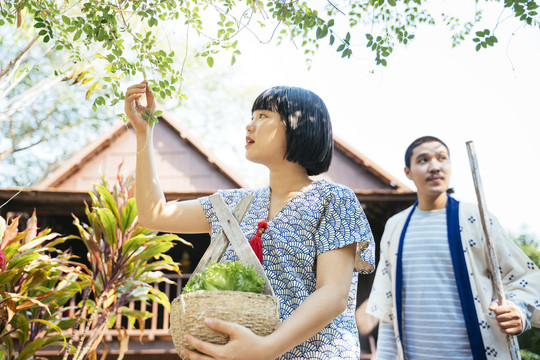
367, 201, 540, 359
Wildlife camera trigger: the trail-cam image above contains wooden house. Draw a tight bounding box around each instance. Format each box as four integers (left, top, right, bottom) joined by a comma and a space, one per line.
0, 108, 415, 359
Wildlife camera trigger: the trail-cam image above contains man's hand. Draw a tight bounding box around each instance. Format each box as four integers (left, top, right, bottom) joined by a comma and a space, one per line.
489, 301, 523, 335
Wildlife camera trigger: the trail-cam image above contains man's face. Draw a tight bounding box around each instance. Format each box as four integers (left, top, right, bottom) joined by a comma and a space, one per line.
405, 141, 451, 198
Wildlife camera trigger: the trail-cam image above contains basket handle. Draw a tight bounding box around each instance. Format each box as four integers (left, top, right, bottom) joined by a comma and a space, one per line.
209, 194, 275, 296
191, 194, 254, 277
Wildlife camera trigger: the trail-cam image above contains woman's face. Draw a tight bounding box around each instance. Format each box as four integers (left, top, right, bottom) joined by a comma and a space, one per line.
245, 109, 287, 167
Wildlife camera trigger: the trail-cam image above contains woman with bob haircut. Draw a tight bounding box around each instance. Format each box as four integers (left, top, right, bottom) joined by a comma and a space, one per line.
124, 82, 375, 360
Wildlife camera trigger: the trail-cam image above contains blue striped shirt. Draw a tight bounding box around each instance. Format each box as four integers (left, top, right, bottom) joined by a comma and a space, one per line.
376, 208, 472, 359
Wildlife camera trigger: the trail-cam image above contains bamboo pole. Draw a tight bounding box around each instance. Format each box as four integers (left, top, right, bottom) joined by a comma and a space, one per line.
466, 140, 520, 359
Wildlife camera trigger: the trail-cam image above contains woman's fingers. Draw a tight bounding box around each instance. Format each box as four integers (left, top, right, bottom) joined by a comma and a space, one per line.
145, 81, 155, 110
183, 334, 223, 359
124, 81, 157, 125
203, 317, 237, 335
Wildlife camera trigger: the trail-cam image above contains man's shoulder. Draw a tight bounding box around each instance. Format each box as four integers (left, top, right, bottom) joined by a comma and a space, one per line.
385, 205, 414, 228
457, 201, 480, 215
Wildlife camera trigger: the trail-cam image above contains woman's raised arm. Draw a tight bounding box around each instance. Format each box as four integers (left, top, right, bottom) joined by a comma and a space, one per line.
124, 82, 211, 234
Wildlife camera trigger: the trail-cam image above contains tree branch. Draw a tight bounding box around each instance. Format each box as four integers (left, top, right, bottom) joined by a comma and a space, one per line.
0, 35, 40, 80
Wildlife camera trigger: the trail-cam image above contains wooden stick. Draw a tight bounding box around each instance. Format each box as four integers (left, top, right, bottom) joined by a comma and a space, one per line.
466, 140, 520, 359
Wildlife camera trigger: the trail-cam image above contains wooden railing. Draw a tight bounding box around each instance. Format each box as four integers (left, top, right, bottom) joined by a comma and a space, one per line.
60, 273, 376, 358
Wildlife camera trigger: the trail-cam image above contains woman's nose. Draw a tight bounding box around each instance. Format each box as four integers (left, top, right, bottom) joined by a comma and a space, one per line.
246, 121, 255, 131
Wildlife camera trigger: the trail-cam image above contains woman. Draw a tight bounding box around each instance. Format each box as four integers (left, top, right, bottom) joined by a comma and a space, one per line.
124, 82, 375, 359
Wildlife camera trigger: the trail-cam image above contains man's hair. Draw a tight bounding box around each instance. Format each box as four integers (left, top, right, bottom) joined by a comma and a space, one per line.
251, 86, 333, 176
404, 135, 450, 168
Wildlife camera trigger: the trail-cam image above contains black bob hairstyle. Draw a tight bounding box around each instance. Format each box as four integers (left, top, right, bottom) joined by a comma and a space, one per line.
251, 86, 333, 176
404, 135, 450, 168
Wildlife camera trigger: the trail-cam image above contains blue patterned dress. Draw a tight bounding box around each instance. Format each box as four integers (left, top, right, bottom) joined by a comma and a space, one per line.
199, 179, 375, 359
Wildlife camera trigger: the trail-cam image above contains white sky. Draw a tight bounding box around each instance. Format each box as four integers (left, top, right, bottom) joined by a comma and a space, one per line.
212, 1, 540, 238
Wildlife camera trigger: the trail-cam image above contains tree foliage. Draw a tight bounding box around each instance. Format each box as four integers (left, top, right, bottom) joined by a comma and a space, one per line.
1, 0, 538, 186
1, 0, 538, 112
0, 25, 116, 187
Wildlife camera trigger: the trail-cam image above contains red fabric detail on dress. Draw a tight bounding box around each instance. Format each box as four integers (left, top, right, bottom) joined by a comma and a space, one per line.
249, 220, 267, 264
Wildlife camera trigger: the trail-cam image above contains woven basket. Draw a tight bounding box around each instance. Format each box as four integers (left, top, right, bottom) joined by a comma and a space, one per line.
170, 290, 280, 358
169, 194, 280, 359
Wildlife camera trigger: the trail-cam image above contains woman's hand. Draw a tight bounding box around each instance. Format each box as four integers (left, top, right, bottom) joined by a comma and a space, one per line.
124, 81, 155, 134
489, 301, 523, 335
182, 318, 276, 360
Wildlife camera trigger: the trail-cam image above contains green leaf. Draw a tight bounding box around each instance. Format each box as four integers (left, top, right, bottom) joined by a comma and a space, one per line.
96, 185, 121, 223
122, 234, 149, 255
207, 56, 214, 68
73, 29, 82, 41
108, 313, 117, 328
17, 334, 65, 360
7, 253, 39, 270
96, 208, 118, 246
131, 242, 174, 262
388, 0, 397, 6
121, 198, 137, 232
56, 318, 78, 330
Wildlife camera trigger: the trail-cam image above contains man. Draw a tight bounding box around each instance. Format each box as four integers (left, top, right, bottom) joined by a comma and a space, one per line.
367, 136, 540, 359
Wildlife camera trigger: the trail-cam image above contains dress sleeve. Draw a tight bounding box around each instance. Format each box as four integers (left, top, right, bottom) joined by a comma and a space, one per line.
314, 187, 375, 274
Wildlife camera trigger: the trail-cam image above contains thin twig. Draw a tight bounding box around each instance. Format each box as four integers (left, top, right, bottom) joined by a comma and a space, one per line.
0, 35, 39, 79
0, 185, 31, 210
326, 0, 345, 15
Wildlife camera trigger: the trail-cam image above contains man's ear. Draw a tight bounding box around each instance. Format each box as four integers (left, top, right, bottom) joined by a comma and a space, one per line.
404, 166, 412, 180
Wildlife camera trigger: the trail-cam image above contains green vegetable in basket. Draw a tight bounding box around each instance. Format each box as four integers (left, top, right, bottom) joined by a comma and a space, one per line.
183, 261, 265, 294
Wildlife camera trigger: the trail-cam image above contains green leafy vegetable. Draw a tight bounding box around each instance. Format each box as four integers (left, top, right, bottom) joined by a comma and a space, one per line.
182, 261, 265, 294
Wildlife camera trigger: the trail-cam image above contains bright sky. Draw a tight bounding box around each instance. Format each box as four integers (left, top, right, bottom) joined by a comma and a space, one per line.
215, 1, 540, 238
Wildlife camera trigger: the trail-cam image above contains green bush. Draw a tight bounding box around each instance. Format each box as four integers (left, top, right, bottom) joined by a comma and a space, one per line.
515, 233, 540, 357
